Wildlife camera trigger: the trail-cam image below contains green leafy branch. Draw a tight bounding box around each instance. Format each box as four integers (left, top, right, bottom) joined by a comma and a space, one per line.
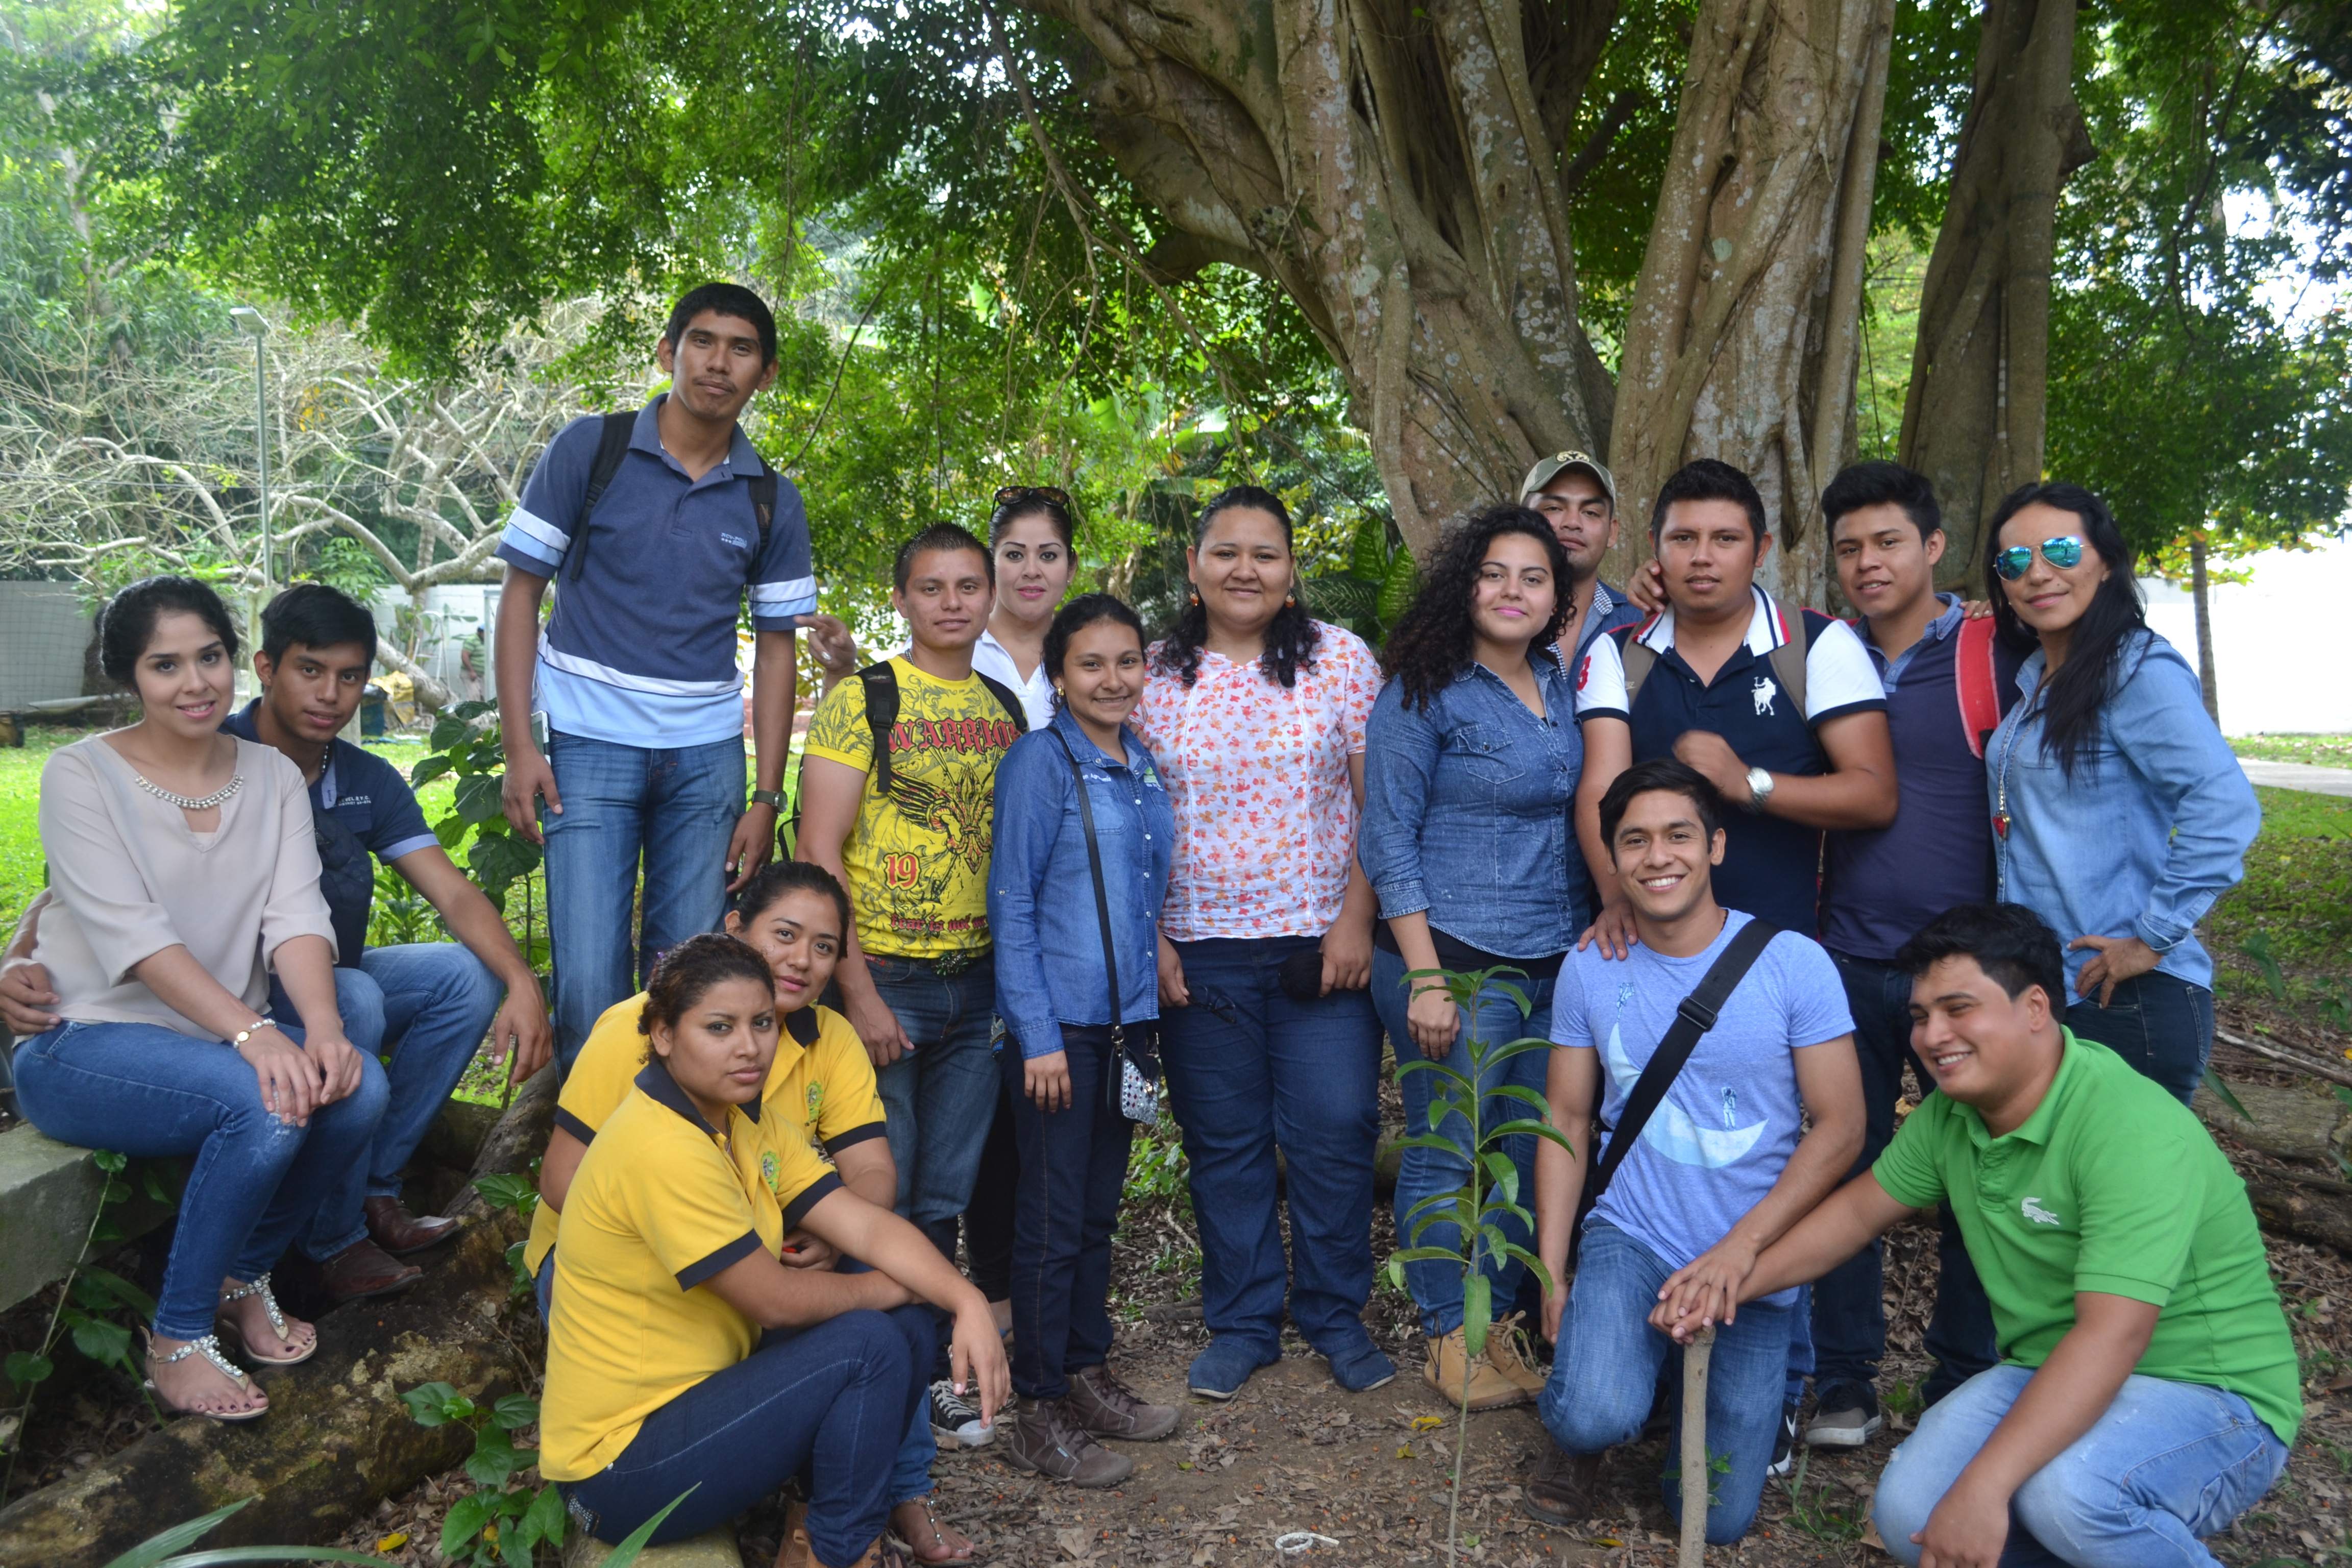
400, 1381, 561, 1566
1309, 512, 1419, 647
470, 1169, 543, 1303
407, 702, 541, 915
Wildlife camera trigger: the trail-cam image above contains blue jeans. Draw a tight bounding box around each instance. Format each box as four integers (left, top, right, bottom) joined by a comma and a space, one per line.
1158, 936, 1384, 1357
542, 730, 745, 1071
14, 1017, 389, 1340
1539, 1221, 1792, 1544
563, 1305, 929, 1561
1818, 950, 1998, 1403
829, 1256, 942, 1505
1370, 947, 1553, 1337
2064, 971, 2213, 1107
1874, 1365, 2288, 1567
859, 953, 999, 1258
1004, 1025, 1137, 1401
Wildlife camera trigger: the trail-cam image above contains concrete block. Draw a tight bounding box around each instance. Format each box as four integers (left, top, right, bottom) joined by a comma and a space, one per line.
0, 1124, 172, 1312
564, 1526, 743, 1567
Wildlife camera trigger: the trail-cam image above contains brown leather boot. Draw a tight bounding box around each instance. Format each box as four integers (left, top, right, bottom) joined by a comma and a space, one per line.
1422, 1326, 1528, 1411
774, 1500, 813, 1568
363, 1195, 459, 1256
1484, 1311, 1547, 1398
1066, 1364, 1180, 1441
317, 1238, 422, 1302
1006, 1399, 1135, 1488
1521, 1445, 1605, 1527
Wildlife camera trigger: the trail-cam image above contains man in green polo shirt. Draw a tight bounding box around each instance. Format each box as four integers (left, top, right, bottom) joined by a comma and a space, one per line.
1648, 901, 2295, 1568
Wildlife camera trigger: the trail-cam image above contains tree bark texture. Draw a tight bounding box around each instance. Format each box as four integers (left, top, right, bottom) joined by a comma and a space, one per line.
1897, 0, 2092, 591
1019, 0, 1625, 548
1605, 0, 1896, 608
0, 1070, 555, 1568
2190, 534, 2219, 722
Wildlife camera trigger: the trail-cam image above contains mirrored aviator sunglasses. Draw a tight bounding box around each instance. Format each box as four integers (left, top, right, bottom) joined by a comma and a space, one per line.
995, 484, 1071, 509
1993, 535, 2087, 581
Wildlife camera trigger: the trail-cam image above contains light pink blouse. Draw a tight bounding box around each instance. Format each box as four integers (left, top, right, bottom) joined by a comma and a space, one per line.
1133, 622, 1381, 942
35, 735, 335, 1038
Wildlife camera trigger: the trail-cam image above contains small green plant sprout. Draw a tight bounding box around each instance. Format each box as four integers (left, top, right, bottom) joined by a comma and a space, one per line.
401, 1381, 562, 1566
1384, 964, 1573, 1564
2320, 986, 2352, 1033
2238, 932, 2289, 1004
95, 1489, 695, 1568
472, 1169, 543, 1302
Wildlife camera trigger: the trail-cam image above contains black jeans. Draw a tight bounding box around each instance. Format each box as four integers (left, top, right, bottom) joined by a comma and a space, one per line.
1816, 951, 1997, 1405
962, 1061, 1019, 1303
2064, 970, 2213, 1107
562, 1305, 931, 1561
1004, 1025, 1137, 1402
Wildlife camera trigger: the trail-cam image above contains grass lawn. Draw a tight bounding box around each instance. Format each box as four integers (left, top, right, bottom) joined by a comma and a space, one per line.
2230, 732, 2352, 768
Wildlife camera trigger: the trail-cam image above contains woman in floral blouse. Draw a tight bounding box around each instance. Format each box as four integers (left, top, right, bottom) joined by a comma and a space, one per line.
1135, 485, 1391, 1400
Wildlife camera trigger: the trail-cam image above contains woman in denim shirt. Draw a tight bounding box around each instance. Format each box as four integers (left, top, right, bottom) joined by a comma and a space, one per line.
1362, 505, 1585, 1412
987, 595, 1181, 1487
1983, 482, 2259, 1103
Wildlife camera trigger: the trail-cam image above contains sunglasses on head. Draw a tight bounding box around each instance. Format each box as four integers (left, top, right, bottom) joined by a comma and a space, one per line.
1992, 535, 2087, 581
994, 484, 1071, 510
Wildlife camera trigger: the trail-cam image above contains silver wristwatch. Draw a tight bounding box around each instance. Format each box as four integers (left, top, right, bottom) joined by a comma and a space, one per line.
1744, 766, 1775, 812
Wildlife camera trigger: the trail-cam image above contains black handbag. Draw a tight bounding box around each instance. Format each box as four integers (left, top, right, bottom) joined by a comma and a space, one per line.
1046, 728, 1162, 1123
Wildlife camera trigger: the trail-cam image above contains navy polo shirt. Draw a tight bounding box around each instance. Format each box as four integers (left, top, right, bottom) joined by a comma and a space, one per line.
495, 395, 816, 747
1820, 597, 2024, 961
224, 701, 438, 966
1574, 586, 1886, 938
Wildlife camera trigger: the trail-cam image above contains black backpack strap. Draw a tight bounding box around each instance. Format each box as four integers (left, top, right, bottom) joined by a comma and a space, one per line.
747, 463, 776, 569
974, 673, 1031, 734
857, 663, 901, 798
565, 411, 638, 585
1586, 917, 1782, 1206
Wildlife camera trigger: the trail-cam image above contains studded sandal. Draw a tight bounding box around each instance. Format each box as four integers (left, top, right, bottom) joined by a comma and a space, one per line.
215, 1272, 316, 1366
142, 1331, 267, 1423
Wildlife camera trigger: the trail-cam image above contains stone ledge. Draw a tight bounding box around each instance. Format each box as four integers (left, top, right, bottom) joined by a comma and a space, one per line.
564, 1526, 743, 1566
0, 1124, 172, 1312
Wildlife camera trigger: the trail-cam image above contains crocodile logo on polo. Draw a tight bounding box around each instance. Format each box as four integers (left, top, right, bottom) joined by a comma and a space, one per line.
2021, 1195, 2061, 1227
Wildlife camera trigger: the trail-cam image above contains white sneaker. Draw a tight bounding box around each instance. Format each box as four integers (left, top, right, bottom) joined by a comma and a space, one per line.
928, 1379, 994, 1447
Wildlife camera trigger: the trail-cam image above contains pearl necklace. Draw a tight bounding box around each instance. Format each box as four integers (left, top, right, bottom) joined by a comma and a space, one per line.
132, 770, 244, 811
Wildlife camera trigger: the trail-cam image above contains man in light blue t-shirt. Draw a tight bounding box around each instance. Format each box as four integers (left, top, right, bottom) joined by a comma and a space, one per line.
1525, 757, 1863, 1545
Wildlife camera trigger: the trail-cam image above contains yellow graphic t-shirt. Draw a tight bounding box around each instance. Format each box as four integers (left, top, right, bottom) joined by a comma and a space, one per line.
803, 656, 1020, 958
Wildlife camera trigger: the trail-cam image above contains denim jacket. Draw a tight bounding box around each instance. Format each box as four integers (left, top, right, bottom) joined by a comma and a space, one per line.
1989, 629, 2258, 992
987, 709, 1176, 1058
1360, 657, 1587, 958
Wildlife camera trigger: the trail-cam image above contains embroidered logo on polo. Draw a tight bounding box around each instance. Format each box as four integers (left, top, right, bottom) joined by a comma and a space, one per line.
2021, 1195, 2062, 1226
1751, 675, 1779, 717
761, 1149, 780, 1191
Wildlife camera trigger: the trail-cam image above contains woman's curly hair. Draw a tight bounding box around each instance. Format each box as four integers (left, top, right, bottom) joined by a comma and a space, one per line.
1152, 485, 1322, 690
1379, 505, 1571, 710
638, 933, 776, 1055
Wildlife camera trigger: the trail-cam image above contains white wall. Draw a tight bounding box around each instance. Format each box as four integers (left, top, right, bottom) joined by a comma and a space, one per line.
2139, 534, 2352, 735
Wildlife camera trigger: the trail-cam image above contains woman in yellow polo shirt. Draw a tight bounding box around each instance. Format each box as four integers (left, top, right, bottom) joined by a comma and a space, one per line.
541, 935, 1006, 1567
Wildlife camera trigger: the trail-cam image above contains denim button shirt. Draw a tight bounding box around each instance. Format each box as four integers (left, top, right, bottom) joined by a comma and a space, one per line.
987, 709, 1177, 1058
1988, 629, 2258, 992
1360, 658, 1587, 958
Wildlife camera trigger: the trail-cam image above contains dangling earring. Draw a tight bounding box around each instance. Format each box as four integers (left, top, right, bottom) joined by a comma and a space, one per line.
1284, 590, 1297, 607
1188, 590, 1200, 606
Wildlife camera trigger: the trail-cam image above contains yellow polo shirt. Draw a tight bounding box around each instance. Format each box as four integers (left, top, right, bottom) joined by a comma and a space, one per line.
539, 1058, 840, 1481
527, 999, 886, 1276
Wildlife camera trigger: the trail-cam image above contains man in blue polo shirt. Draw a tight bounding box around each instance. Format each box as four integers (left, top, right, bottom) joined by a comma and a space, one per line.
493, 283, 815, 1069
1573, 457, 1897, 944
0, 583, 551, 1301
1804, 461, 2021, 1451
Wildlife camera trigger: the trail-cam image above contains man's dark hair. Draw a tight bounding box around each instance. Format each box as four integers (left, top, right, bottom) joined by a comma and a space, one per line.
664, 283, 779, 368
1599, 757, 1724, 850
260, 582, 378, 663
894, 523, 994, 592
1650, 458, 1767, 545
1822, 461, 1941, 544
1894, 902, 2067, 1008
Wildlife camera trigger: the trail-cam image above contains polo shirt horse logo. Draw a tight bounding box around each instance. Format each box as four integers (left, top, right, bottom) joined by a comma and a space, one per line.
1752, 675, 1779, 717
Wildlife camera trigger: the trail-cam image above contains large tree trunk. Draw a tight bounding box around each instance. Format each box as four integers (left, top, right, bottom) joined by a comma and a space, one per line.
1605, 0, 1896, 608
1897, 0, 2092, 590
1020, 0, 1623, 549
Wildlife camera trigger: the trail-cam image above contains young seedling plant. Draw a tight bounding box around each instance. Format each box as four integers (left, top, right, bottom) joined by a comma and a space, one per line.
1385, 965, 1574, 1564
400, 1381, 562, 1566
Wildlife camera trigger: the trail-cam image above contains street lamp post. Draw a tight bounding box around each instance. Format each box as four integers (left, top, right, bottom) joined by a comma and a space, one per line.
229, 307, 272, 600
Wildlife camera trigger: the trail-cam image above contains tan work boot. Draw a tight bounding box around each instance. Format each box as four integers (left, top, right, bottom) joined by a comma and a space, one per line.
1484, 1311, 1547, 1398
1421, 1325, 1528, 1411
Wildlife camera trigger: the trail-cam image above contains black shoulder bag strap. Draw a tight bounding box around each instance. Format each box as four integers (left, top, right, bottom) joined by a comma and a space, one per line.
1582, 917, 1781, 1216
564, 411, 638, 585
974, 673, 1031, 735
858, 663, 901, 797
1045, 728, 1158, 1115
